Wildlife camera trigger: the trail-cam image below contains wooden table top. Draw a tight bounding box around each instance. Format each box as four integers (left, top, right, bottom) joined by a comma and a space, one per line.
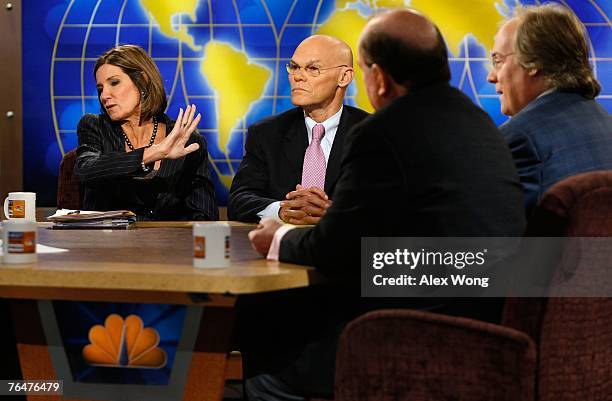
0, 222, 319, 297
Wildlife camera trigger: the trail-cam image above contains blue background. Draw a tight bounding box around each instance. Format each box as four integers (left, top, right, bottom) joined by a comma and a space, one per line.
22, 0, 612, 206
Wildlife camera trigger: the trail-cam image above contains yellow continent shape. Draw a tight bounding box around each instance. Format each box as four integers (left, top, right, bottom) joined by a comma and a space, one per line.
323, 0, 503, 111
218, 175, 234, 190
376, 0, 409, 7
201, 42, 271, 154
335, 0, 355, 8
139, 0, 200, 50
411, 0, 505, 56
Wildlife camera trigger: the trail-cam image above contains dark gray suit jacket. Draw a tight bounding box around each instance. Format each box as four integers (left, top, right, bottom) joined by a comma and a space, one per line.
273, 83, 526, 396
228, 105, 369, 222
281, 84, 525, 269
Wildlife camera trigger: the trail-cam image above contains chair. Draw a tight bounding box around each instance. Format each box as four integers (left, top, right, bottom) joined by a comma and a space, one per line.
334, 171, 612, 401
56, 148, 82, 210
502, 170, 612, 401
334, 309, 536, 401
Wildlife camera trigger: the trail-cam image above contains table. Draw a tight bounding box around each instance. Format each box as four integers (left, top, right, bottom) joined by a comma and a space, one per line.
0, 222, 319, 401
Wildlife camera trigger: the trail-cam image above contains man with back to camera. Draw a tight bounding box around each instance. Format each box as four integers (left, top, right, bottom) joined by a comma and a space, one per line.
228, 35, 369, 224
246, 9, 525, 400
488, 4, 612, 216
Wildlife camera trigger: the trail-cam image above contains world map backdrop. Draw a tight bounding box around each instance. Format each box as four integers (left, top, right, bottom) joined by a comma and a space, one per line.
23, 0, 612, 206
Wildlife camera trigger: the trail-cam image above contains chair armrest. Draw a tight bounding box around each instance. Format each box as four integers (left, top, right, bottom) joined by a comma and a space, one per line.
335, 309, 536, 401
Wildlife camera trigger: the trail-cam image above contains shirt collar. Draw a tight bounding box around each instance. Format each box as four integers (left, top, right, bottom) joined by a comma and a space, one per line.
535, 87, 557, 100
304, 106, 343, 143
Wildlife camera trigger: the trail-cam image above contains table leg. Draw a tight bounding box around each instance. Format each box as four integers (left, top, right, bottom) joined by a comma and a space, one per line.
11, 300, 87, 401
184, 305, 237, 401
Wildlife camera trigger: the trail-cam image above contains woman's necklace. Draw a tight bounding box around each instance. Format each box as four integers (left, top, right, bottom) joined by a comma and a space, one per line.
122, 116, 158, 151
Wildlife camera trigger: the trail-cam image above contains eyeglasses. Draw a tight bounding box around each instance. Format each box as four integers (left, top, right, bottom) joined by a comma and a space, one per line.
490, 52, 515, 70
286, 62, 348, 77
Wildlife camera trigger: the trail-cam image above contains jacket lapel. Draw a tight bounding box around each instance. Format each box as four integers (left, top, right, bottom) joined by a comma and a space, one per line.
324, 107, 350, 194
283, 110, 309, 179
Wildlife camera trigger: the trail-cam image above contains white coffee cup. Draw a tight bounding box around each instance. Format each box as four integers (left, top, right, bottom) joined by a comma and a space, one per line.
193, 222, 231, 268
2, 220, 37, 264
3, 192, 36, 222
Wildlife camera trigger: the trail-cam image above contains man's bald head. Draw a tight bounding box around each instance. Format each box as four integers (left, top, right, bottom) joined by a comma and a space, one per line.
358, 9, 450, 88
295, 35, 353, 67
289, 35, 355, 120
365, 9, 438, 52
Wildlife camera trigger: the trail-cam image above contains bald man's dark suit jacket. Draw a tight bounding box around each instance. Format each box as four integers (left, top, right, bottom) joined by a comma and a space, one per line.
251, 83, 525, 397
228, 105, 369, 222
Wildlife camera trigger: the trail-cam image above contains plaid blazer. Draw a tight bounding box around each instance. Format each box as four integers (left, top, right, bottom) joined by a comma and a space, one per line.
500, 90, 612, 216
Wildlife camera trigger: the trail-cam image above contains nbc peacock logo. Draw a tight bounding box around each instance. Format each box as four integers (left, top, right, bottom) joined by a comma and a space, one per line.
83, 314, 167, 369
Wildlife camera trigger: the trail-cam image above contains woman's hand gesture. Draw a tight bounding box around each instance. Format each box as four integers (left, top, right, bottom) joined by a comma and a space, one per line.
144, 104, 202, 163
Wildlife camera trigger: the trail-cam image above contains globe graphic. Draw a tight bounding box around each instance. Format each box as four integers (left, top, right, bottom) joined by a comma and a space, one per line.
46, 0, 611, 205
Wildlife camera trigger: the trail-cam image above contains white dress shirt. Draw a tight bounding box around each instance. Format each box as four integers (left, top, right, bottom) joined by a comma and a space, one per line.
257, 106, 344, 220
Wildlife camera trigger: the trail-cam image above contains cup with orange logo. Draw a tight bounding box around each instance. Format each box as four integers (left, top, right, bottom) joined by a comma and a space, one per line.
3, 192, 36, 222
2, 220, 37, 264
193, 222, 230, 268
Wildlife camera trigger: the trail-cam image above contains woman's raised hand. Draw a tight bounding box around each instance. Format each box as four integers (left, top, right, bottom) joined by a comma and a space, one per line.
144, 104, 202, 163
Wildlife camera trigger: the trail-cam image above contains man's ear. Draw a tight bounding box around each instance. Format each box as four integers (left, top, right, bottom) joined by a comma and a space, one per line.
527, 67, 539, 77
371, 64, 388, 97
338, 67, 354, 88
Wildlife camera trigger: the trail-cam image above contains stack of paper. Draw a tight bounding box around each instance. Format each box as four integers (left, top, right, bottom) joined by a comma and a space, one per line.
48, 209, 137, 229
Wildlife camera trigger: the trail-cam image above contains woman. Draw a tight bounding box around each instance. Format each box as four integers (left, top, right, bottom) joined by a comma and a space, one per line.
75, 45, 218, 220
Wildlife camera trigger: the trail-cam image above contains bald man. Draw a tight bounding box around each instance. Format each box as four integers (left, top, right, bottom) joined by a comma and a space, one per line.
228, 35, 368, 224
246, 9, 524, 400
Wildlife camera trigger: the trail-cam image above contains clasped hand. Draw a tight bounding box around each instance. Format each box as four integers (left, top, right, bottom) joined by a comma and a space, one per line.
143, 104, 201, 164
278, 184, 332, 225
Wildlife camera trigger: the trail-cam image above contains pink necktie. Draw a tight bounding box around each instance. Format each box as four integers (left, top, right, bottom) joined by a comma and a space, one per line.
301, 123, 326, 190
